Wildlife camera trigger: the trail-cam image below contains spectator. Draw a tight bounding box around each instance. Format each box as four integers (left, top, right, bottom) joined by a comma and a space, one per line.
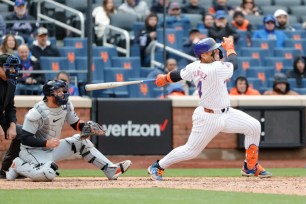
181, 0, 206, 17
252, 15, 288, 48
15, 44, 43, 95
0, 14, 5, 37
287, 56, 306, 88
235, 0, 261, 16
16, 44, 43, 85
29, 27, 60, 62
0, 34, 19, 55
92, 0, 117, 43
136, 13, 158, 67
263, 73, 299, 95
274, 9, 295, 31
183, 29, 205, 56
231, 11, 252, 46
161, 83, 186, 98
150, 0, 170, 14
229, 76, 260, 95
56, 71, 79, 96
118, 0, 150, 21
5, 0, 38, 43
197, 14, 215, 30
208, 0, 234, 15
208, 10, 239, 43
159, 2, 191, 31
147, 58, 178, 79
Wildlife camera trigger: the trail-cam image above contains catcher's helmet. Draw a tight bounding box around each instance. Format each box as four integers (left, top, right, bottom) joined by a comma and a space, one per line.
0, 54, 21, 84
43, 80, 69, 105
193, 38, 223, 58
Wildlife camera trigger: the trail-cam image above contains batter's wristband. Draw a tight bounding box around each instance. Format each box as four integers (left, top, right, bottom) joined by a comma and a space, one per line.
226, 49, 237, 57
166, 72, 173, 83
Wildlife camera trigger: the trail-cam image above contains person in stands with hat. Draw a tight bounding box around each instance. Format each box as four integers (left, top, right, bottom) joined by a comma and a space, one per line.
5, 0, 38, 43
263, 73, 299, 95
29, 27, 60, 65
274, 9, 295, 31
252, 15, 288, 48
208, 10, 239, 43
229, 76, 260, 95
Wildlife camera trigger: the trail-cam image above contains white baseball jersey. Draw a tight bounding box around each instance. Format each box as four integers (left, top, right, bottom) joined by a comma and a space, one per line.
158, 59, 261, 169
180, 60, 233, 109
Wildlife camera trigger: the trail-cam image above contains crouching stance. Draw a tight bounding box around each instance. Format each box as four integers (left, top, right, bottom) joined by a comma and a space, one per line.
6, 80, 131, 181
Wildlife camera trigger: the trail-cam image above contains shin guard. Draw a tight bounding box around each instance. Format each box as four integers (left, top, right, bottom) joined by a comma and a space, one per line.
245, 144, 258, 170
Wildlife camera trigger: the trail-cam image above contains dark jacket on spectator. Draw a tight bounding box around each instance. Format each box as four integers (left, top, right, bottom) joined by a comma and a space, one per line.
29, 40, 60, 60
181, 4, 206, 17
5, 13, 38, 43
287, 56, 306, 88
208, 23, 239, 43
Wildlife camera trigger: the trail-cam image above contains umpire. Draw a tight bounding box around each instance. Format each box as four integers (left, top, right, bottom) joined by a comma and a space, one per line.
0, 54, 23, 179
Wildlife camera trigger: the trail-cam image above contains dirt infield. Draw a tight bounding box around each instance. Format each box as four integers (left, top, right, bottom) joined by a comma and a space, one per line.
1, 177, 306, 196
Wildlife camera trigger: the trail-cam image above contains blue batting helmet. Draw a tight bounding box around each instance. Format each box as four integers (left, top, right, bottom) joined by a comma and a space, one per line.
193, 38, 222, 58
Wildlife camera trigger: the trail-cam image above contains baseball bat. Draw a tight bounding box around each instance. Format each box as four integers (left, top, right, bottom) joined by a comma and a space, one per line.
85, 79, 156, 91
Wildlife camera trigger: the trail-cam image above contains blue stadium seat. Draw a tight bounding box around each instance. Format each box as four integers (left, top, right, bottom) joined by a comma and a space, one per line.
251, 39, 277, 50
58, 47, 86, 71
261, 6, 288, 16
127, 78, 156, 98
63, 37, 87, 49
157, 28, 183, 50
93, 46, 117, 67
288, 78, 297, 89
293, 88, 306, 94
103, 68, 133, 97
240, 47, 271, 59
111, 57, 141, 78
237, 57, 261, 71
273, 48, 303, 60
40, 57, 68, 81
133, 22, 145, 37
273, 0, 302, 7
247, 77, 267, 90
283, 30, 306, 40
284, 39, 306, 54
246, 67, 275, 81
75, 57, 105, 83
140, 67, 152, 78
302, 78, 306, 88
263, 57, 293, 72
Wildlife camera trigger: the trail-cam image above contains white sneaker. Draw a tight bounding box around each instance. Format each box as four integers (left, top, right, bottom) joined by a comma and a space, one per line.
104, 160, 132, 180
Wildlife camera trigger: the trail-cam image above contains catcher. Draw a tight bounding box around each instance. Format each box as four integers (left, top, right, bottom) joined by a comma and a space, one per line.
6, 80, 131, 181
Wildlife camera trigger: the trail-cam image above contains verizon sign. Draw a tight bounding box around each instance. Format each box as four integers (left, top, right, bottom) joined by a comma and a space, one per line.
96, 99, 172, 154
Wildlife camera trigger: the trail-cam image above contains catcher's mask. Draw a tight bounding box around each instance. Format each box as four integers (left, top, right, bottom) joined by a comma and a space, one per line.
43, 80, 69, 106
193, 38, 223, 59
0, 54, 21, 85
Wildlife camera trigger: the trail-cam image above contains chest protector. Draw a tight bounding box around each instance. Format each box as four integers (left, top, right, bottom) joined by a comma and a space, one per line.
33, 101, 72, 140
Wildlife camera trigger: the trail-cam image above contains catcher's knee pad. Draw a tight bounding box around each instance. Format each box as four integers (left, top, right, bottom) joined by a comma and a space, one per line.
14, 160, 58, 181
245, 144, 258, 170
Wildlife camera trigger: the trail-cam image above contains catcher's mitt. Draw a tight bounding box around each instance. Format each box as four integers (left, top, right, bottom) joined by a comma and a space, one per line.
80, 121, 106, 140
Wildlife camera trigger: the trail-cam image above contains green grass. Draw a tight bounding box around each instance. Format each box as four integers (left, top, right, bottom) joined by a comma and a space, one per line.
58, 168, 306, 177
1, 169, 305, 204
0, 189, 305, 204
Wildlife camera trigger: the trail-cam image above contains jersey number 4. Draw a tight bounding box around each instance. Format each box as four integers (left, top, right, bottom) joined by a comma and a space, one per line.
197, 81, 202, 98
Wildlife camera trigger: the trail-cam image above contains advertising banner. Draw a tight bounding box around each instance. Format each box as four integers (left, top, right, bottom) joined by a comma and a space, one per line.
96, 99, 172, 154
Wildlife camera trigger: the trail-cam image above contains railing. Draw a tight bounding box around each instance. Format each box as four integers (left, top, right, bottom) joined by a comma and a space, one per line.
36, 0, 85, 37
102, 25, 130, 57
150, 41, 197, 68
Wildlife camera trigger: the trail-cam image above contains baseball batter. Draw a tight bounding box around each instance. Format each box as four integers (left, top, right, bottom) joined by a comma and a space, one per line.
148, 37, 272, 181
6, 80, 131, 181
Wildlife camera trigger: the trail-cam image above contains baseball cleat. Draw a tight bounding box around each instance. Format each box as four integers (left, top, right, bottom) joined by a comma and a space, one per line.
147, 161, 164, 181
241, 161, 272, 178
105, 160, 132, 180
6, 158, 21, 181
